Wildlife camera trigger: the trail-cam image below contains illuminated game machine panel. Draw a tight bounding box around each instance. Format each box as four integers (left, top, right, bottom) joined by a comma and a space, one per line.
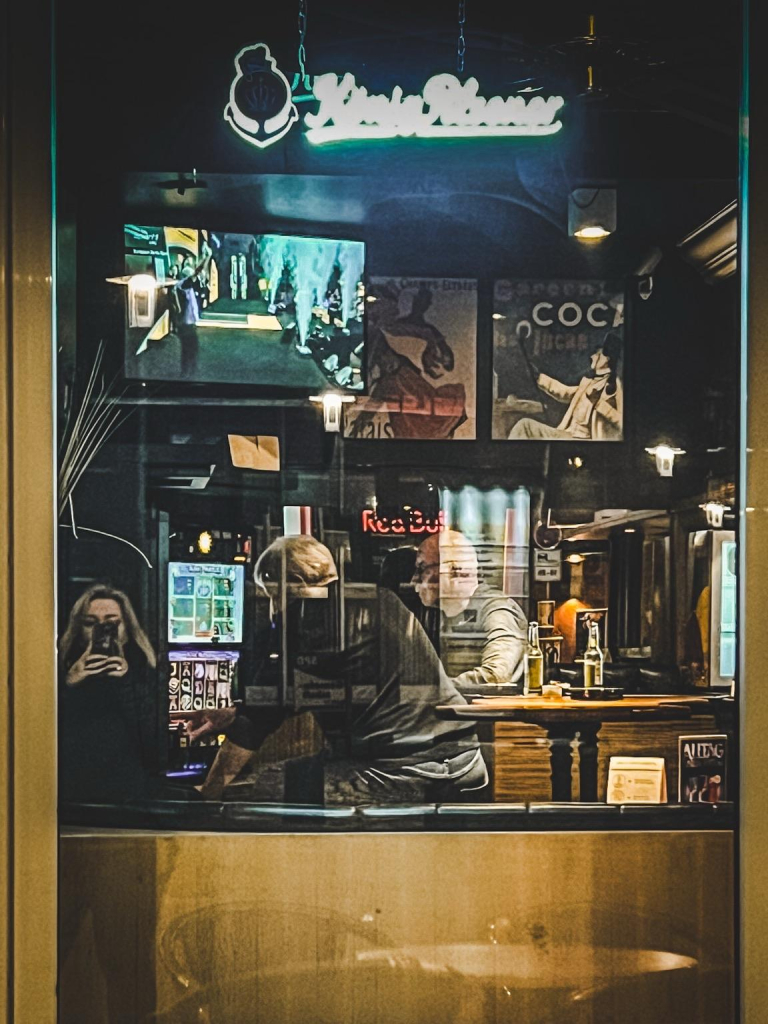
166, 562, 246, 779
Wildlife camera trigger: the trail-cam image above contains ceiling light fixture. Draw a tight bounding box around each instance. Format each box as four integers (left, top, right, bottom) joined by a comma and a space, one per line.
569, 187, 616, 240
574, 225, 611, 239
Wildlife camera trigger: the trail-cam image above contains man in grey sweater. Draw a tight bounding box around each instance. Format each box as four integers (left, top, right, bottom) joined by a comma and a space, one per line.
412, 529, 527, 689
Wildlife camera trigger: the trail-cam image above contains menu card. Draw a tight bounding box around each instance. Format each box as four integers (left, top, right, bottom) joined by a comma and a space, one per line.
606, 756, 667, 804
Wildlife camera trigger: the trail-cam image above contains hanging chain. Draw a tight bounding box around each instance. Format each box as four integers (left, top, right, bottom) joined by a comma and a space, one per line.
297, 0, 309, 89
457, 0, 466, 75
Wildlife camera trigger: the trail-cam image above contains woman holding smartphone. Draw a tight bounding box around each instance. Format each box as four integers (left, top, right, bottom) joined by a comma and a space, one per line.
59, 585, 157, 803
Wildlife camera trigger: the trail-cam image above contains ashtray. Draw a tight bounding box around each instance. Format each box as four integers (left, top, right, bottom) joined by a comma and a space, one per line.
567, 686, 624, 701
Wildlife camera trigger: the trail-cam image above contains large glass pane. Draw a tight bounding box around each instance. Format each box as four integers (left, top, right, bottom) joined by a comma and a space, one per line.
56, 6, 743, 1023
55, 2, 740, 832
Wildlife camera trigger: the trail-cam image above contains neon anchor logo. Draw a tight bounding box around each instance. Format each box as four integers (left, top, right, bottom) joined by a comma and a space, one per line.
225, 43, 565, 149
225, 43, 298, 149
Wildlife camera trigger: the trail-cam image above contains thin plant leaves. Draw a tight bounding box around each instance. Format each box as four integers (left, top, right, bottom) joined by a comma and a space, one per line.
58, 342, 127, 517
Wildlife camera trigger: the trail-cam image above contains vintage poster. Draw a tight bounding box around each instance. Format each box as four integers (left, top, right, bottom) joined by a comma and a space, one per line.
678, 734, 728, 803
492, 279, 624, 441
345, 277, 477, 440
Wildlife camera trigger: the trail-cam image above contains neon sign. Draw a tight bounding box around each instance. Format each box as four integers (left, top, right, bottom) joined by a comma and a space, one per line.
225, 44, 565, 149
362, 508, 446, 536
305, 74, 564, 144
225, 43, 298, 149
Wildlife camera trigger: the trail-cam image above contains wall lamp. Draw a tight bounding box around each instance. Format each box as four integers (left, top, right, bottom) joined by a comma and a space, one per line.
700, 501, 729, 528
309, 393, 356, 432
645, 444, 685, 477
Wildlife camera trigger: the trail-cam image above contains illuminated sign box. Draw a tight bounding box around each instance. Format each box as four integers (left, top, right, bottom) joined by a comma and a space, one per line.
225, 44, 565, 150
305, 74, 564, 145
362, 508, 446, 536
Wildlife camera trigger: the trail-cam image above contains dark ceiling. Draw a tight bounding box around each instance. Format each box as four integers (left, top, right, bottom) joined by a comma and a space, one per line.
319, 0, 740, 135
56, 0, 741, 183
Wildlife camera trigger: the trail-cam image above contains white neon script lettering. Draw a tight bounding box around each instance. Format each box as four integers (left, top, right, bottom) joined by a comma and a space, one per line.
305, 74, 564, 144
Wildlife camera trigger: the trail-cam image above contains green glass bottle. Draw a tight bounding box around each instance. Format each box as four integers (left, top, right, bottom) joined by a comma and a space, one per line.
524, 621, 544, 695
583, 620, 604, 689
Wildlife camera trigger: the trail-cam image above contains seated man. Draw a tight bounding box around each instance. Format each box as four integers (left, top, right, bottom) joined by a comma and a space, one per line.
412, 529, 527, 689
183, 535, 487, 805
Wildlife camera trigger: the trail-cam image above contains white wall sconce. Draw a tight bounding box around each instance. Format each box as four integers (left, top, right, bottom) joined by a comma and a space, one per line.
568, 187, 617, 240
701, 501, 729, 528
127, 274, 158, 328
309, 393, 356, 432
645, 444, 685, 477
106, 273, 174, 329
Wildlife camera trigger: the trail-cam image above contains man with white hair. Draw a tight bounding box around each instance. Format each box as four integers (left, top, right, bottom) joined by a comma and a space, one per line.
412, 529, 527, 688
183, 534, 487, 804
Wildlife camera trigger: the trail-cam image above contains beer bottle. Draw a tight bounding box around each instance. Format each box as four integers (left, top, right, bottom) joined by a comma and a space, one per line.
583, 620, 604, 689
524, 621, 544, 695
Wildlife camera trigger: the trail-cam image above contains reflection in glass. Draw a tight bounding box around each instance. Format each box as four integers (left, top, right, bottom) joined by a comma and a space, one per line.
59, 585, 157, 802
184, 536, 489, 805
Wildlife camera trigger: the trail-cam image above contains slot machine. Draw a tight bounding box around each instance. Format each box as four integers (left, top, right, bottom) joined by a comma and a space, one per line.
165, 561, 246, 780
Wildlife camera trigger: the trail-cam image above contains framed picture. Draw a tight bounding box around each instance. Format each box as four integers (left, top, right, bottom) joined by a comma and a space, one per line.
344, 277, 477, 440
492, 279, 624, 441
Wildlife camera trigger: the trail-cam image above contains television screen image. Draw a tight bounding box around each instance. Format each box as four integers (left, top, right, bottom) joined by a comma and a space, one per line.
168, 562, 245, 643
123, 225, 365, 391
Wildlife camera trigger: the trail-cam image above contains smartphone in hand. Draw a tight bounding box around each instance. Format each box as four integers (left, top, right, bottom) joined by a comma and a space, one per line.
91, 620, 119, 657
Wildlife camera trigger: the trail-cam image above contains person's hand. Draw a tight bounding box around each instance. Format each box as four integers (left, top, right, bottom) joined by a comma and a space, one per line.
183, 706, 237, 742
65, 644, 113, 685
104, 656, 129, 678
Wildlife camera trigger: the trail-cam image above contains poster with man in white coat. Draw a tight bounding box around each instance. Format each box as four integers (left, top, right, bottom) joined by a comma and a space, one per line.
492, 279, 624, 442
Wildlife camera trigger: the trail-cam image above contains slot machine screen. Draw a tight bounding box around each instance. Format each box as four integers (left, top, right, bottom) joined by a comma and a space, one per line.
168, 562, 245, 643
168, 650, 239, 714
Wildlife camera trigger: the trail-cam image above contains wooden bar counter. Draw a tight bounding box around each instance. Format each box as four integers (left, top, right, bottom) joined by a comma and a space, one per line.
438, 694, 732, 801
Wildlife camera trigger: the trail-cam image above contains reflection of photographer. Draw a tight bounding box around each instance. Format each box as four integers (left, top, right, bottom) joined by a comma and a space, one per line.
59, 585, 157, 802
66, 614, 126, 684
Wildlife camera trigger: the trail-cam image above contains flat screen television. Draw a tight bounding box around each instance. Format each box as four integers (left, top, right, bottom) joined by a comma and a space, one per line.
168, 562, 245, 644
124, 225, 365, 391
